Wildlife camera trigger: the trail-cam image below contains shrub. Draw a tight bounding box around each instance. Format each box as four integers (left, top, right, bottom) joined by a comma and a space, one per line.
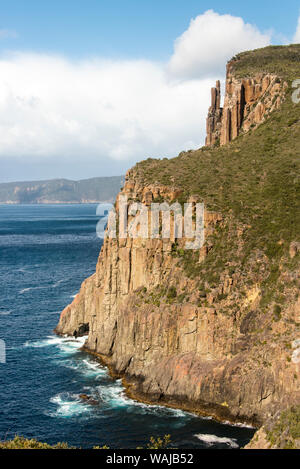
167, 286, 177, 299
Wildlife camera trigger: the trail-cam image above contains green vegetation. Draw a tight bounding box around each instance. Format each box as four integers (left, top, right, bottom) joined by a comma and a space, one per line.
232, 45, 300, 81
0, 176, 124, 204
0, 435, 172, 450
167, 286, 177, 299
132, 44, 300, 312
146, 435, 171, 449
0, 436, 71, 449
273, 304, 282, 321
266, 406, 300, 449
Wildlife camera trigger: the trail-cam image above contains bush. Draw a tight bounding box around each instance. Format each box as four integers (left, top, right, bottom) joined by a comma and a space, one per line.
273, 304, 282, 321
167, 286, 177, 299
0, 436, 71, 449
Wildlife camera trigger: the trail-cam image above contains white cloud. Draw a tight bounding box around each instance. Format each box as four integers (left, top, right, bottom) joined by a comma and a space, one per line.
0, 11, 273, 176
168, 10, 271, 79
0, 52, 212, 165
293, 16, 300, 43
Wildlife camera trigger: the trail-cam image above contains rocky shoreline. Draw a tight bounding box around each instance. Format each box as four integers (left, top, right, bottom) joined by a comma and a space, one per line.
79, 343, 258, 429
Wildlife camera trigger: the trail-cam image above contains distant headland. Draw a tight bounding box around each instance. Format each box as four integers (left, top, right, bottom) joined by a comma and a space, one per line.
0, 176, 124, 204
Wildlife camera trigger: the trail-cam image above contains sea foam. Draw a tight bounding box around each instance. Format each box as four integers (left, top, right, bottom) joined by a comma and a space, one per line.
195, 433, 239, 448
48, 392, 93, 418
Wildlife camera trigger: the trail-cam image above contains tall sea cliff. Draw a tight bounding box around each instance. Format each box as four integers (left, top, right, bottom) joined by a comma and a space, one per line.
56, 45, 300, 449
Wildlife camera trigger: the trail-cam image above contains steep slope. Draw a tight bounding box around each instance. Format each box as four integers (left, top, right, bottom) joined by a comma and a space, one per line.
245, 405, 300, 449
0, 176, 123, 204
56, 45, 300, 436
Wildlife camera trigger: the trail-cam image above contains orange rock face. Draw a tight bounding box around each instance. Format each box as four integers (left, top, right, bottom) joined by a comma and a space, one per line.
55, 58, 298, 432
206, 62, 287, 147
55, 168, 300, 427
205, 80, 223, 146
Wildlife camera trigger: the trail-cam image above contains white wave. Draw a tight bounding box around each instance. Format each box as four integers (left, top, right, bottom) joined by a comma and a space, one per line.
24, 335, 87, 352
97, 381, 129, 408
24, 336, 65, 348
53, 279, 64, 288
19, 287, 32, 294
101, 383, 169, 412
60, 357, 106, 379
166, 408, 189, 418
48, 392, 93, 418
19, 286, 48, 294
223, 420, 255, 429
24, 333, 193, 422
82, 359, 106, 374
53, 277, 71, 288
195, 433, 239, 448
129, 398, 189, 418
96, 381, 190, 419
0, 310, 11, 315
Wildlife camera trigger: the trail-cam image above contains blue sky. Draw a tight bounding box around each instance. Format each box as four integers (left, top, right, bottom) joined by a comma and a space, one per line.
1, 0, 299, 59
0, 1, 299, 182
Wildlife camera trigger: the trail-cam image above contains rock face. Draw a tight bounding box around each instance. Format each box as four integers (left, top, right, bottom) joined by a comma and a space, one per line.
206, 62, 287, 147
56, 51, 299, 435
56, 168, 300, 427
245, 406, 300, 449
205, 81, 222, 146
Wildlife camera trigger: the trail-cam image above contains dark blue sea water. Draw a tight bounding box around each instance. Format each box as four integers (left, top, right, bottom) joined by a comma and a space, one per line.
0, 204, 255, 449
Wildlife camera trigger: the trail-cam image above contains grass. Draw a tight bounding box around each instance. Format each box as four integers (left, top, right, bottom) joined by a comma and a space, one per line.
130, 44, 300, 312
231, 45, 300, 82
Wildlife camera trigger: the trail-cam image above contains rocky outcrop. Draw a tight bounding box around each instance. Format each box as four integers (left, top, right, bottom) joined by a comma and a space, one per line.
245, 406, 300, 449
205, 81, 222, 146
56, 51, 299, 436
56, 168, 300, 427
206, 62, 288, 147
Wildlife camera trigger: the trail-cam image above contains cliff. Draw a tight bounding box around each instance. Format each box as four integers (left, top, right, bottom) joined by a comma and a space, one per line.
245, 405, 300, 449
56, 45, 300, 442
206, 62, 288, 147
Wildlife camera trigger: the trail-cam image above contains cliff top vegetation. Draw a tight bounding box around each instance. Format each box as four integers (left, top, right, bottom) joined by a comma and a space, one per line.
131, 44, 300, 313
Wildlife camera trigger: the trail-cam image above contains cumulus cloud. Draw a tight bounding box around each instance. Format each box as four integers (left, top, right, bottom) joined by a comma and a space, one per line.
293, 16, 300, 43
0, 11, 273, 179
0, 52, 212, 166
168, 10, 271, 79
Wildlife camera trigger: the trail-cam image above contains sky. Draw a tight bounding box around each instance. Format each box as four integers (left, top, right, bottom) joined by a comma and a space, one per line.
0, 0, 299, 182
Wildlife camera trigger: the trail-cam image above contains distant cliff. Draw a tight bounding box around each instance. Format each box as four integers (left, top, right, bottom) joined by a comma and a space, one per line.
0, 176, 124, 204
56, 45, 300, 447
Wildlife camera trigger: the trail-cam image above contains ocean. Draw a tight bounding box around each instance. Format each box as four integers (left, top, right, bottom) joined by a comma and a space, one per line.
0, 204, 255, 449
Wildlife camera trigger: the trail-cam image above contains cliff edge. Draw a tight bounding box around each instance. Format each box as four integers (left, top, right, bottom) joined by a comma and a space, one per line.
56, 45, 300, 446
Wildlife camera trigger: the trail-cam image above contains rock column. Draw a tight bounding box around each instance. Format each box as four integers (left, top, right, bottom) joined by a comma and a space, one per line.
205, 80, 223, 146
